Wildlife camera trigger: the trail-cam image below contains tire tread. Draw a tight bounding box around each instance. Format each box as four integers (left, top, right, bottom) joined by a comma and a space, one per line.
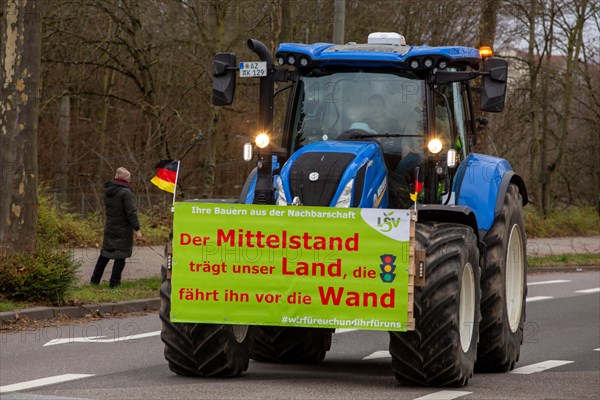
476, 184, 527, 372
160, 271, 252, 377
390, 222, 481, 387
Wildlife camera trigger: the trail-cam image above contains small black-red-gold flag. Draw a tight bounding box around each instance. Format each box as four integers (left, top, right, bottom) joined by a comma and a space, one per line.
150, 160, 179, 193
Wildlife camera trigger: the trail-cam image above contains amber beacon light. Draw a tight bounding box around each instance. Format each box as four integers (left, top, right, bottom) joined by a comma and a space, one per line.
479, 46, 493, 59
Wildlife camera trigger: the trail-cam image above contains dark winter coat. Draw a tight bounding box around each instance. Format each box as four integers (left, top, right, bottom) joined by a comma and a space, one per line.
100, 180, 141, 259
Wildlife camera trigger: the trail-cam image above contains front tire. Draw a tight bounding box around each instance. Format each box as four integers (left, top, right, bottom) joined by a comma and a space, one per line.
159, 268, 253, 377
476, 183, 527, 372
252, 327, 333, 363
390, 223, 481, 387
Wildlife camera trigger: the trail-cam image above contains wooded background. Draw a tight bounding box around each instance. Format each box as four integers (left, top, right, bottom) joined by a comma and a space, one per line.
1, 0, 598, 255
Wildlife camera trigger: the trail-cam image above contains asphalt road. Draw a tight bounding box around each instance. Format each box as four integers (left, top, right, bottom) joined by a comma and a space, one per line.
1, 271, 598, 400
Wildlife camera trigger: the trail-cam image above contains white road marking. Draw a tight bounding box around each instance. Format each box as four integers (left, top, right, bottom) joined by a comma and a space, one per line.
335, 328, 358, 333
44, 335, 107, 347
527, 279, 571, 286
414, 390, 472, 400
44, 330, 160, 347
110, 330, 161, 341
0, 374, 93, 393
362, 350, 390, 360
510, 360, 574, 374
593, 348, 600, 352
526, 296, 554, 303
575, 287, 600, 294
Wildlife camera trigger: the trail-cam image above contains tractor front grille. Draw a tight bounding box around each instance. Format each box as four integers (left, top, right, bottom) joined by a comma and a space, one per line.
288, 152, 355, 206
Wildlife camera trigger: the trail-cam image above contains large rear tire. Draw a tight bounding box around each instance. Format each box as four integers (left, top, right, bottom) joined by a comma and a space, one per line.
159, 267, 253, 377
252, 327, 333, 363
476, 183, 527, 372
390, 222, 481, 387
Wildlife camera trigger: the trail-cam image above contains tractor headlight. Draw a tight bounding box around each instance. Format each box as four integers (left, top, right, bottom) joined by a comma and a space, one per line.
427, 138, 443, 154
334, 179, 354, 208
255, 133, 270, 149
275, 176, 287, 205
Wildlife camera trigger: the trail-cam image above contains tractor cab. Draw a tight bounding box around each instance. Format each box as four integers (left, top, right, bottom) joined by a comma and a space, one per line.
284, 67, 466, 208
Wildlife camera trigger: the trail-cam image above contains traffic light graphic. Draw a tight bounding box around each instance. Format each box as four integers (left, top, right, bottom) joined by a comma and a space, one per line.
380, 254, 396, 283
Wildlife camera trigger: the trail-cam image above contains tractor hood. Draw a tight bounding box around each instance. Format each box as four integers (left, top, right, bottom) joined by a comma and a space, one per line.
277, 141, 388, 208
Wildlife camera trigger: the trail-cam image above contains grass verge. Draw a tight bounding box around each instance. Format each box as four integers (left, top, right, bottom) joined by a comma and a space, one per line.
65, 276, 162, 304
0, 276, 161, 312
526, 206, 599, 238
528, 253, 600, 268
0, 301, 29, 313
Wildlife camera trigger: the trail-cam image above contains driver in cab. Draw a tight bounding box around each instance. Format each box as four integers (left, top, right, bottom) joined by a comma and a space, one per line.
363, 94, 400, 134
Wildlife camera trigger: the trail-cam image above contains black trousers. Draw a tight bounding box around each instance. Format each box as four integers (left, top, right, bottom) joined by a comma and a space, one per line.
90, 255, 126, 287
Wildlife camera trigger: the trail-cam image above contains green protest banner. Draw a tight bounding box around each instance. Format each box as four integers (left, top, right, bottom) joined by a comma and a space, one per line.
170, 203, 415, 331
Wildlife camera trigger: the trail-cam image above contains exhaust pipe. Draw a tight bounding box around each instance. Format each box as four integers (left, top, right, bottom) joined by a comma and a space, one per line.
247, 39, 274, 136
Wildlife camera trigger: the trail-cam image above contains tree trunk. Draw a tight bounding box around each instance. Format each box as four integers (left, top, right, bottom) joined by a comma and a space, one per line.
282, 0, 294, 41
333, 0, 345, 44
539, 0, 555, 216
526, 0, 540, 209
547, 0, 588, 208
56, 91, 70, 204
475, 0, 500, 154
269, 0, 283, 54
201, 1, 227, 198
202, 109, 220, 198
478, 0, 500, 48
95, 17, 117, 189
0, 0, 41, 258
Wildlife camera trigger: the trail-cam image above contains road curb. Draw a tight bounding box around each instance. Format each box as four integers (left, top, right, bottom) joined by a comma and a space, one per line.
0, 298, 160, 324
527, 265, 600, 274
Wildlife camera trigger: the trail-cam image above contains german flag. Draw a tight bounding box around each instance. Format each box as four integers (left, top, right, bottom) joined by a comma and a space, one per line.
151, 160, 179, 193
409, 180, 423, 202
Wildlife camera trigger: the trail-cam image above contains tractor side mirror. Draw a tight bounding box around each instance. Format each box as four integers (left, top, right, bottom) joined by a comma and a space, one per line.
480, 57, 508, 112
212, 52, 237, 106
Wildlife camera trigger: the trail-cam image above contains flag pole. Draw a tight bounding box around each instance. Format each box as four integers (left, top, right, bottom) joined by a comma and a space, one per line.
413, 167, 419, 213
171, 160, 181, 212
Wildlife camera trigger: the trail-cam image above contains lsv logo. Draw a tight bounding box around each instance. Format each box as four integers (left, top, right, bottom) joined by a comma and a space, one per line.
377, 212, 402, 233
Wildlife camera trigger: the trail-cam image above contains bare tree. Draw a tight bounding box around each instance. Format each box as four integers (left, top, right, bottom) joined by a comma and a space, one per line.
537, 0, 557, 215
0, 0, 41, 257
545, 0, 592, 209
495, 0, 598, 212
30, 0, 600, 214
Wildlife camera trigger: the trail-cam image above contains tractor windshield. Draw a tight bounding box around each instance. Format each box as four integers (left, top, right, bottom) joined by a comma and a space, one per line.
291, 71, 426, 157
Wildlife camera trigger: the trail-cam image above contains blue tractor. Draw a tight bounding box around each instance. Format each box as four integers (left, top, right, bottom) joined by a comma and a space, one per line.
160, 33, 528, 387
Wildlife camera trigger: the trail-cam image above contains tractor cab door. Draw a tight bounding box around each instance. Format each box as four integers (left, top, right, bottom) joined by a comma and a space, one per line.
432, 81, 470, 164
